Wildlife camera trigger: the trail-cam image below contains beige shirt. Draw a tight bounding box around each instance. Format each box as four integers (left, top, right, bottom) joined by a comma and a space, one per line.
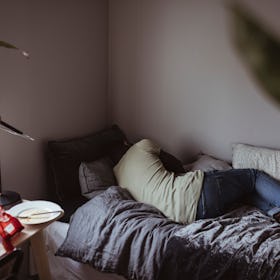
114, 139, 204, 224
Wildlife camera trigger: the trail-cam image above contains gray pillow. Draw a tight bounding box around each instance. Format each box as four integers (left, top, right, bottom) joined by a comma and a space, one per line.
79, 158, 116, 199
184, 154, 232, 172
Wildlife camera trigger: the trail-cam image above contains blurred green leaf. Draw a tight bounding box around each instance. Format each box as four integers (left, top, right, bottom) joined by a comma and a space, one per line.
230, 3, 280, 106
0, 40, 18, 50
0, 40, 29, 58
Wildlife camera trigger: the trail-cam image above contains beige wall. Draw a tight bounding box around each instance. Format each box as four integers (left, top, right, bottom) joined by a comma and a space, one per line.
0, 0, 108, 199
1, 1, 280, 200
109, 0, 280, 162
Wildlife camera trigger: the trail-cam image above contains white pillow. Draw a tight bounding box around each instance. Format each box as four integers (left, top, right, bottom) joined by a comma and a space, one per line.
184, 154, 232, 172
232, 143, 280, 181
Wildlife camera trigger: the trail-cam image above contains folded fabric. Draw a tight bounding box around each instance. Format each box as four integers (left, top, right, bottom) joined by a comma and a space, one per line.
56, 186, 181, 280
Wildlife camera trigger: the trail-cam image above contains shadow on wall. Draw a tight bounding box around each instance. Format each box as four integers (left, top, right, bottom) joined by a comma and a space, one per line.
230, 2, 280, 107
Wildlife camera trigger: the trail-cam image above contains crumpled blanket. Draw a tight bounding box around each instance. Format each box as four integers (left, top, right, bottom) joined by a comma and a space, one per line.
56, 186, 280, 280
158, 207, 280, 280
56, 186, 181, 280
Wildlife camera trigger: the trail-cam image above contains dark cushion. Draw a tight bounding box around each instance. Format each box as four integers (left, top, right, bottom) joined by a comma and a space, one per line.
79, 157, 116, 199
159, 150, 185, 174
58, 196, 88, 223
47, 125, 129, 203
47, 125, 184, 222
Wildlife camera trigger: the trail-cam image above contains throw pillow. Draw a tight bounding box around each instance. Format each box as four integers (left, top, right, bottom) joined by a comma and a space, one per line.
47, 125, 128, 201
232, 143, 280, 181
79, 157, 116, 199
184, 154, 232, 172
47, 125, 129, 222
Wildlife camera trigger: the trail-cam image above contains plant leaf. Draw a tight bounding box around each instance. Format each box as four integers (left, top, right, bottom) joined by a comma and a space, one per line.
0, 40, 18, 50
230, 3, 280, 106
0, 40, 29, 58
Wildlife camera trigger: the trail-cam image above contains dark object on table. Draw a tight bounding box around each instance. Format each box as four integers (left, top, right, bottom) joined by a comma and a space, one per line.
0, 118, 33, 209
0, 192, 21, 210
0, 249, 23, 280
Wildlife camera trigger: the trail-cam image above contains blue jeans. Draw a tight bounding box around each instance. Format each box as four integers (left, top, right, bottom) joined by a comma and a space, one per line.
196, 169, 280, 219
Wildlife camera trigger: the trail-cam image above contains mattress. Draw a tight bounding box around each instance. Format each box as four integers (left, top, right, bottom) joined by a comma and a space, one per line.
43, 221, 125, 280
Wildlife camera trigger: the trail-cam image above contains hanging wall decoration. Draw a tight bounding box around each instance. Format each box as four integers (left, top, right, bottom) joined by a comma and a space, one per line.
230, 3, 280, 106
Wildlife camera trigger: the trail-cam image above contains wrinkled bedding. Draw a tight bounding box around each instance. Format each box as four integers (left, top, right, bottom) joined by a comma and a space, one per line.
56, 186, 181, 280
159, 207, 280, 280
57, 187, 280, 280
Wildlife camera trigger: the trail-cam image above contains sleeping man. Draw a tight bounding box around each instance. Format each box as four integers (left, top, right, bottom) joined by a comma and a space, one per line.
114, 139, 280, 224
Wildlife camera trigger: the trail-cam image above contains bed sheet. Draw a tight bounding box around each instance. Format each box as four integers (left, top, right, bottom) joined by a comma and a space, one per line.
43, 221, 125, 280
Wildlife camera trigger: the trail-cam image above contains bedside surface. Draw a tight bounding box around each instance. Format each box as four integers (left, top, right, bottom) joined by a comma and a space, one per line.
0, 202, 63, 280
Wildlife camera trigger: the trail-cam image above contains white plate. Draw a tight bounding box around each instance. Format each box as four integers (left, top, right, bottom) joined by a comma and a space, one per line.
7, 200, 64, 225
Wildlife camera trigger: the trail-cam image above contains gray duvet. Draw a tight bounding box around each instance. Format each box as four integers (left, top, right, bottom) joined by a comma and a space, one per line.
57, 186, 280, 280
56, 186, 181, 280
159, 207, 280, 280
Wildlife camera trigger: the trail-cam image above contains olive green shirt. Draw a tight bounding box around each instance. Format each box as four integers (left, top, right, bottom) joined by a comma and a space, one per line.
114, 139, 204, 224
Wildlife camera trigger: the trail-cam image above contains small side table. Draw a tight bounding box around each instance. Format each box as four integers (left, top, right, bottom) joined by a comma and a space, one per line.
0, 208, 63, 280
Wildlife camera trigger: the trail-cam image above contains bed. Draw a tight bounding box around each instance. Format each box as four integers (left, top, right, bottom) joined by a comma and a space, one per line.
45, 125, 280, 280
43, 221, 125, 280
